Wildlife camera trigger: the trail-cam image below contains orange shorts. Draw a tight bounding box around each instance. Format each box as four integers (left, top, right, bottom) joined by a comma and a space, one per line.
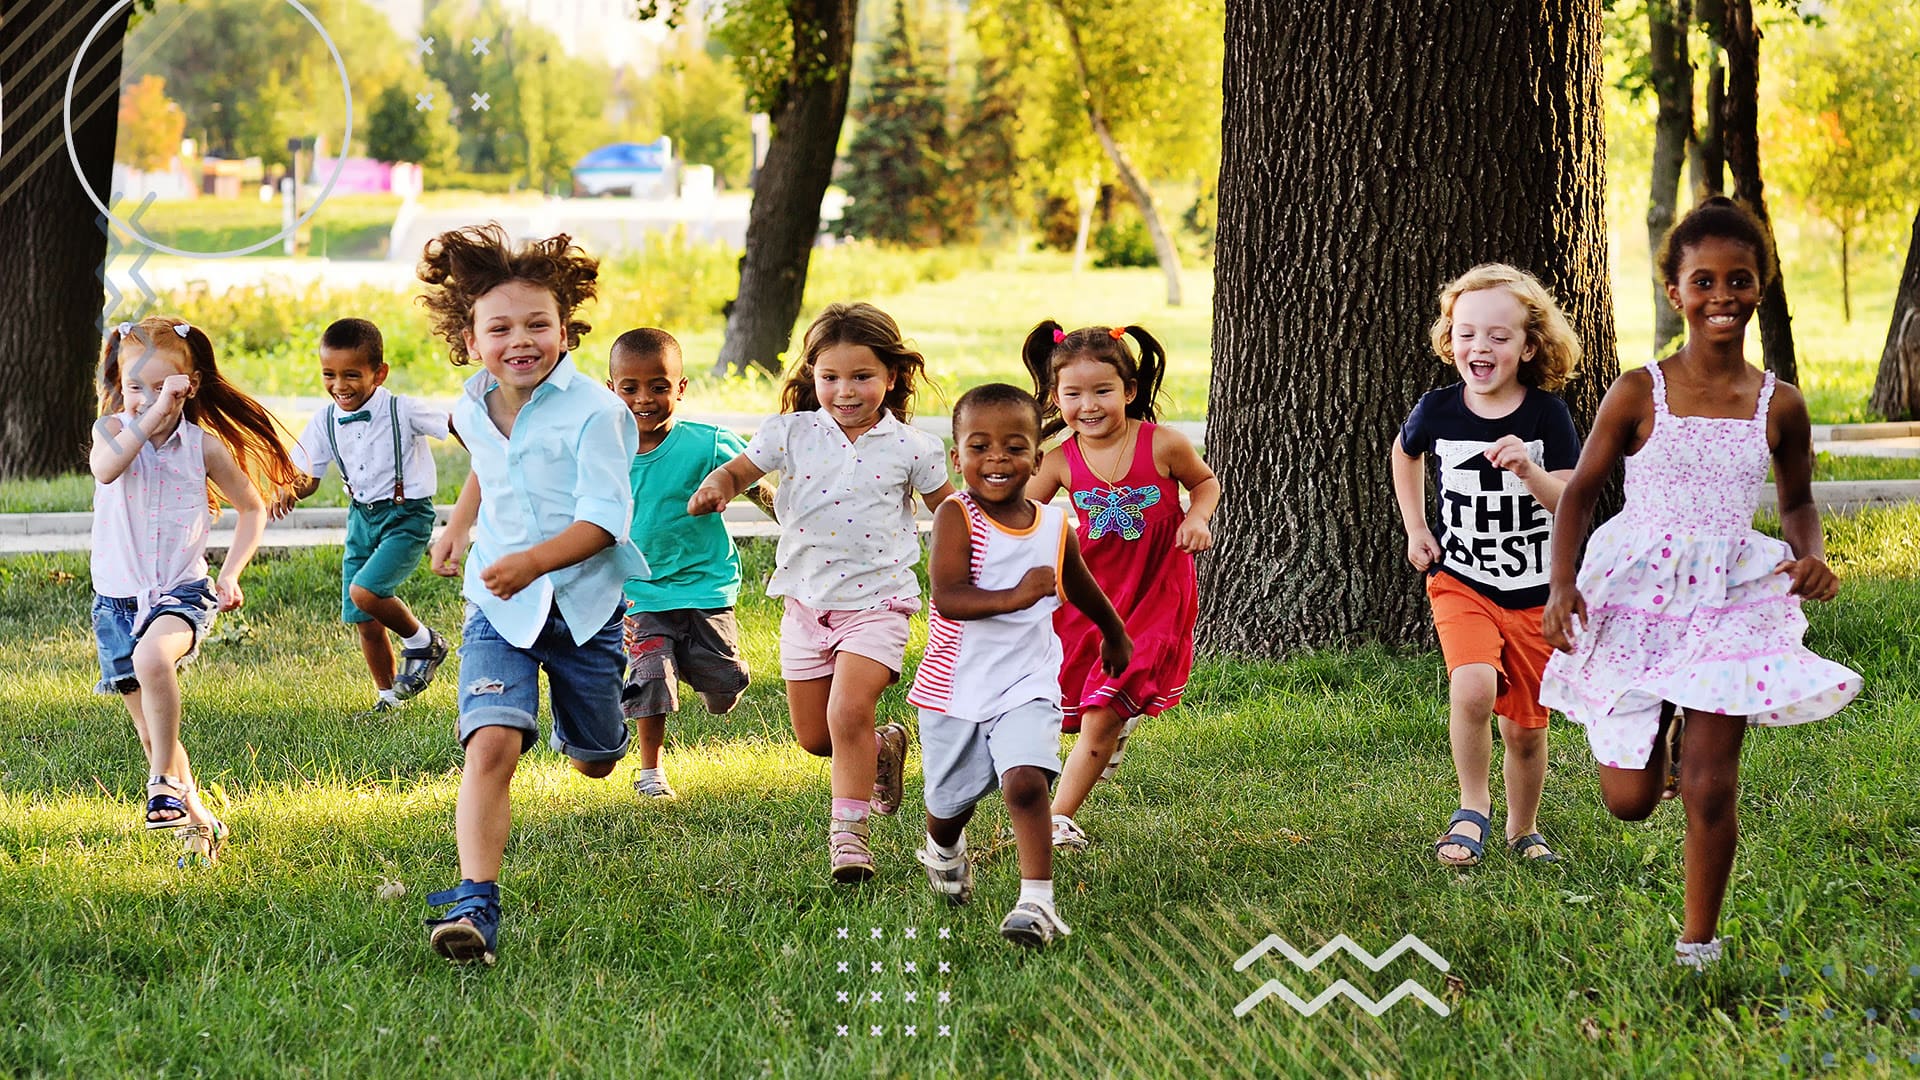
1425, 571, 1552, 729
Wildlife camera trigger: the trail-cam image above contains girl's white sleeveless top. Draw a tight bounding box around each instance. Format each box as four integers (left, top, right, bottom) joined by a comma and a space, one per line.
91, 414, 211, 611
909, 495, 1068, 722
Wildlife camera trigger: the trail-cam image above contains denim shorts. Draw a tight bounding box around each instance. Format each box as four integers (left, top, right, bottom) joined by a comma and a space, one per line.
92, 580, 219, 694
455, 603, 630, 763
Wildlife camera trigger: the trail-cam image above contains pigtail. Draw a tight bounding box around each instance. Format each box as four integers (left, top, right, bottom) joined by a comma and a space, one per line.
1121, 325, 1166, 423
172, 322, 302, 514
98, 325, 130, 415
1022, 320, 1067, 439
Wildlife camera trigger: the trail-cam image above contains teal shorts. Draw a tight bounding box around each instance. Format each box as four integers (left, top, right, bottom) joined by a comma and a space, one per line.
342, 497, 435, 623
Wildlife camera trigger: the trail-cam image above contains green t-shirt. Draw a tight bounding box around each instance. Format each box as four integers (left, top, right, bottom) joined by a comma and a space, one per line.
623, 420, 747, 612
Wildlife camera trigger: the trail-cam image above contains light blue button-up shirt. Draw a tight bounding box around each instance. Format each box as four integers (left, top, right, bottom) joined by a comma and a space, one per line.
454, 354, 648, 648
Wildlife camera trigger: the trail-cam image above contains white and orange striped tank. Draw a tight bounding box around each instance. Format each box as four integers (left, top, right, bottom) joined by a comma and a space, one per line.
909, 494, 1069, 722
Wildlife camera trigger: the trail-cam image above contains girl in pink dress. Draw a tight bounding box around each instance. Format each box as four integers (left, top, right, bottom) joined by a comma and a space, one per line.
1024, 323, 1220, 850
1540, 198, 1859, 969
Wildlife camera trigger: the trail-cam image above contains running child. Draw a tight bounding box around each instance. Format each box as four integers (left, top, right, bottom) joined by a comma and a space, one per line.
89, 316, 302, 866
1022, 322, 1218, 850
1391, 264, 1583, 868
418, 225, 648, 965
282, 318, 451, 712
909, 383, 1130, 948
608, 327, 769, 799
1540, 197, 1859, 968
689, 302, 955, 882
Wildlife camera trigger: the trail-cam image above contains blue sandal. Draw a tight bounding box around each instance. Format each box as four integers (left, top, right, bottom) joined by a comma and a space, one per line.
1508, 832, 1561, 864
1434, 808, 1489, 867
425, 880, 500, 966
145, 774, 193, 830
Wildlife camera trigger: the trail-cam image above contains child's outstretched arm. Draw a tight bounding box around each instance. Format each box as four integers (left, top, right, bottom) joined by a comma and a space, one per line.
1768, 383, 1839, 601
1390, 437, 1441, 571
1158, 426, 1218, 553
1060, 529, 1132, 676
431, 470, 481, 577
920, 480, 958, 515
926, 500, 1056, 619
1025, 445, 1068, 505
1543, 373, 1651, 652
480, 408, 633, 600
203, 436, 266, 612
689, 453, 767, 515
1483, 435, 1573, 513
89, 374, 191, 484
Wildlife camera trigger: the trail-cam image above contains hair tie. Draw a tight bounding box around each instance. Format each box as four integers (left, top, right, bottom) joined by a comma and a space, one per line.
1108, 326, 1126, 340
1052, 328, 1066, 344
172, 323, 191, 338
116, 321, 133, 337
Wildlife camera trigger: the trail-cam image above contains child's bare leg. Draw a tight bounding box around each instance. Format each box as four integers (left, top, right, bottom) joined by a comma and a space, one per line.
1499, 715, 1548, 841
1439, 663, 1497, 861
926, 805, 974, 850
122, 689, 203, 825
455, 726, 524, 882
1596, 707, 1680, 822
635, 714, 668, 770
1051, 706, 1124, 819
824, 655, 892, 802
788, 677, 834, 757
1003, 766, 1054, 881
1679, 711, 1746, 944
354, 620, 397, 690
130, 619, 199, 820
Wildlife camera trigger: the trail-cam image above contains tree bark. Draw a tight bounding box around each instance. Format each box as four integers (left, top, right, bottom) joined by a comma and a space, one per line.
1722, 0, 1796, 384
1050, 1, 1184, 307
0, 0, 128, 479
1202, 0, 1619, 655
1869, 207, 1920, 420
713, 0, 859, 377
1691, 0, 1727, 198
1647, 0, 1692, 355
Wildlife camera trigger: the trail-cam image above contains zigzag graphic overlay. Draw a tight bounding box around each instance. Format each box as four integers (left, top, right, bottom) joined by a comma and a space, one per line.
1233, 933, 1451, 974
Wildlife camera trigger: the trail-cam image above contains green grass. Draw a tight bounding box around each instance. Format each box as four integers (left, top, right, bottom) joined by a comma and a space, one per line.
3, 514, 1917, 1074
133, 194, 406, 260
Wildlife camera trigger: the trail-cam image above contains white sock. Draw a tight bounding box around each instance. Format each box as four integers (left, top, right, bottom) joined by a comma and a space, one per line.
927, 832, 964, 859
400, 626, 432, 650
1019, 878, 1054, 908
377, 688, 401, 705
637, 767, 664, 783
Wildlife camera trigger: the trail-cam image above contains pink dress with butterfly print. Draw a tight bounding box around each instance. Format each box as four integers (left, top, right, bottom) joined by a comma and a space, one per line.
1055, 421, 1196, 734
1538, 362, 1859, 769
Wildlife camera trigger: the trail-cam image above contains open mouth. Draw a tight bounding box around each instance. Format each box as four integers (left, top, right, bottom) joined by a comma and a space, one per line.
983, 472, 1012, 484
1706, 313, 1740, 327
502, 354, 544, 373
1467, 360, 1496, 378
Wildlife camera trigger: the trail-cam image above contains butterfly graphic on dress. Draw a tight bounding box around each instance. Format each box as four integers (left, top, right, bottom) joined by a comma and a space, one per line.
1074, 484, 1161, 541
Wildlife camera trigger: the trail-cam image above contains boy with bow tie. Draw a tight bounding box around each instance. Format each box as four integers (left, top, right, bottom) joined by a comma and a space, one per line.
285, 318, 454, 711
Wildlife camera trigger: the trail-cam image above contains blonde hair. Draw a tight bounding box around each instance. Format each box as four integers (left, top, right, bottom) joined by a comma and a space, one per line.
1428, 264, 1581, 393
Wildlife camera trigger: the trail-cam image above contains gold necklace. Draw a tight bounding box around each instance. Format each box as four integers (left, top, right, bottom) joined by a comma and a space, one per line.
1081, 421, 1136, 490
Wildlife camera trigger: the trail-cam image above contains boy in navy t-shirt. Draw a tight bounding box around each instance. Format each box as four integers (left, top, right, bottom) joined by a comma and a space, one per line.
1391, 264, 1582, 870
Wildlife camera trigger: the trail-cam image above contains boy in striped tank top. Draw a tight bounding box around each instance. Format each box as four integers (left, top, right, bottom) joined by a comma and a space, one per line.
908, 384, 1130, 948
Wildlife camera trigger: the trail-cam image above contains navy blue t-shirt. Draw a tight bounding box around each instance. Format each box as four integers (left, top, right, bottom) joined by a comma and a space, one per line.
1398, 384, 1580, 609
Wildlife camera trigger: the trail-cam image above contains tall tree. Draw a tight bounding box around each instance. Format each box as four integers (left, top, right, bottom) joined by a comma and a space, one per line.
0, 0, 132, 479
1691, 0, 1728, 197
1869, 208, 1920, 420
1202, 1, 1619, 654
116, 74, 186, 173
1722, 0, 1795, 383
840, 0, 952, 247
1646, 0, 1692, 355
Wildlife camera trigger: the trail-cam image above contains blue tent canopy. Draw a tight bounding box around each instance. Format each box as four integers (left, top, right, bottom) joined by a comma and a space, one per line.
574, 139, 671, 173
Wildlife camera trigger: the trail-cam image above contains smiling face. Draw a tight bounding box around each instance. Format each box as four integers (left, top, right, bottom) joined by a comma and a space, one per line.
1448, 287, 1536, 398
462, 279, 566, 397
319, 345, 388, 412
117, 339, 195, 420
954, 400, 1041, 510
1053, 356, 1135, 442
1666, 235, 1762, 348
812, 342, 895, 434
608, 346, 686, 441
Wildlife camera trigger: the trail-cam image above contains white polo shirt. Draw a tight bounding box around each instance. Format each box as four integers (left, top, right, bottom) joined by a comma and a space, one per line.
293, 387, 449, 504
745, 409, 948, 609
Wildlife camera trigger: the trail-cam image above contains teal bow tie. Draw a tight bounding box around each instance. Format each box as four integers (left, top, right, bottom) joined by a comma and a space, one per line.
337, 410, 371, 425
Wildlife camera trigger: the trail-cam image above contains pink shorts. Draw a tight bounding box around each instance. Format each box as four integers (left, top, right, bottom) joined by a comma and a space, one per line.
779, 596, 919, 681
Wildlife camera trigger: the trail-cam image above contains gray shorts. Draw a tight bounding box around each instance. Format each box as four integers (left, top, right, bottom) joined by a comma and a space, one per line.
621, 607, 750, 718
918, 700, 1063, 820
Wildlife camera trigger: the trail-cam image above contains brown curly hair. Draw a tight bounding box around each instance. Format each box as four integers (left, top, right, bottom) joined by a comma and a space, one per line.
416, 223, 599, 365
1428, 264, 1581, 393
779, 303, 929, 422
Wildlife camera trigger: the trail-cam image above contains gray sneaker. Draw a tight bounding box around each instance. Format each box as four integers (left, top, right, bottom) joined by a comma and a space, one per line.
999, 899, 1072, 949
914, 841, 973, 905
393, 629, 450, 700
633, 772, 677, 799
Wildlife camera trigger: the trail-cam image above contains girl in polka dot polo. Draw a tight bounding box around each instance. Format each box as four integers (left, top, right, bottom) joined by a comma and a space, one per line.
1541, 198, 1860, 970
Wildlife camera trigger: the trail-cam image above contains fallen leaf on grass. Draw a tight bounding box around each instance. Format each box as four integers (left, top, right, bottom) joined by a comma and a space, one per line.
376, 879, 406, 901
1580, 1017, 1602, 1041
1276, 827, 1307, 844
1562, 893, 1595, 905
48, 570, 75, 584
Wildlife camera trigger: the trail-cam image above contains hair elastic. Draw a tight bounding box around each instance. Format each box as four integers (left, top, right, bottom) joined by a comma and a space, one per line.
1108, 326, 1126, 340
114, 321, 192, 339
1052, 328, 1066, 344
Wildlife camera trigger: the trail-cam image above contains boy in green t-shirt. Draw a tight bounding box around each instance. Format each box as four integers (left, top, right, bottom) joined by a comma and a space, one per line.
609, 329, 770, 798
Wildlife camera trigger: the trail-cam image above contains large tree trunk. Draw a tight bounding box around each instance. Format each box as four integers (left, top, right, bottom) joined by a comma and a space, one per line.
1722, 0, 1796, 384
1202, 1, 1619, 655
1647, 0, 1692, 356
1691, 0, 1727, 199
1051, 1, 1184, 307
0, 0, 128, 479
1869, 207, 1920, 420
712, 0, 859, 377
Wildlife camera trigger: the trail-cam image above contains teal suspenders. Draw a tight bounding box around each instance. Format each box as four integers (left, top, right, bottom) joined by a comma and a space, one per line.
325, 396, 409, 505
